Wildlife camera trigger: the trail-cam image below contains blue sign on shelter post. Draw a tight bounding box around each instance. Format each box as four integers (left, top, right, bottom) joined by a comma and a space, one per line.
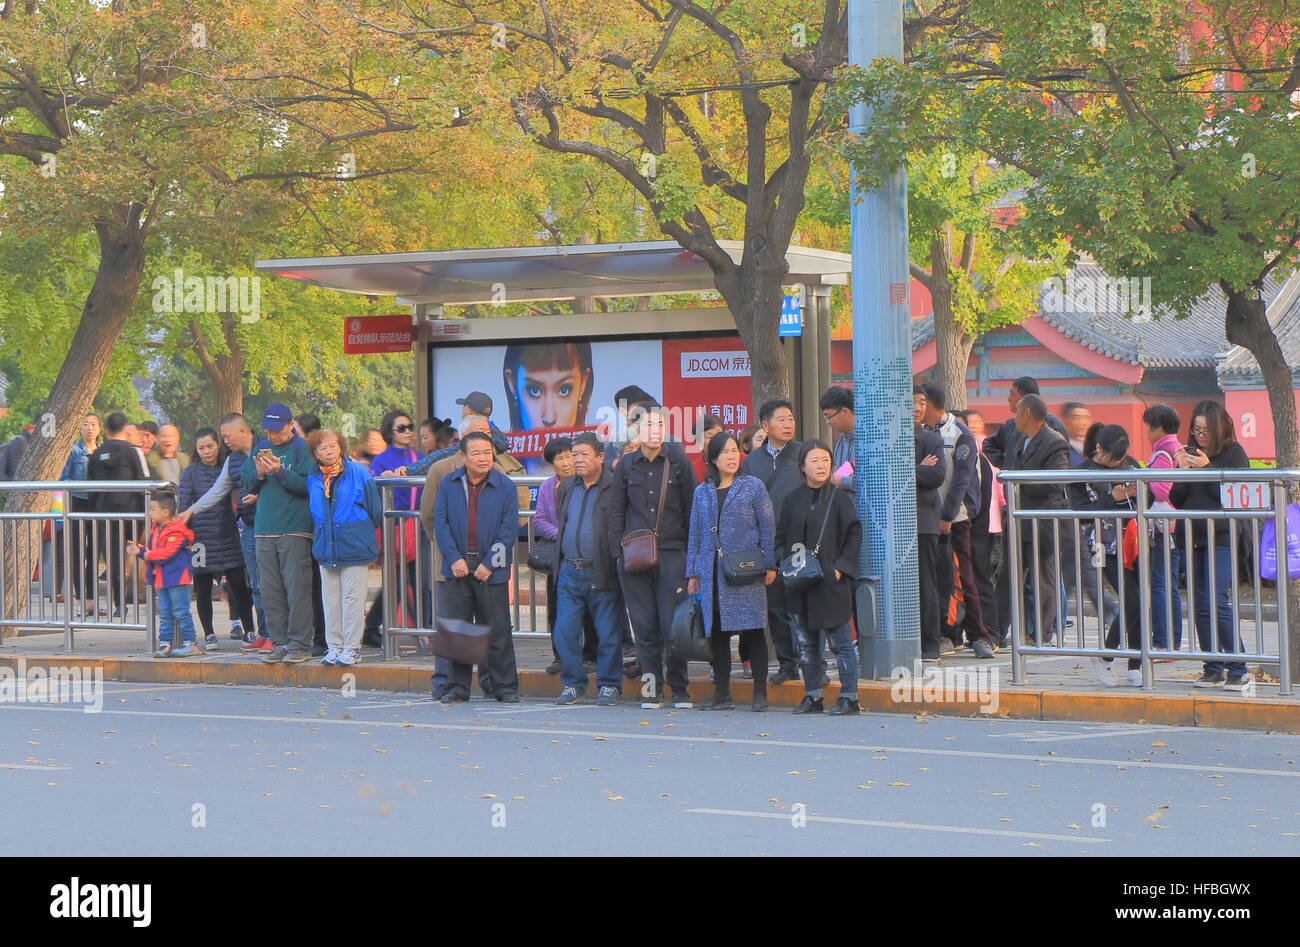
779, 293, 802, 337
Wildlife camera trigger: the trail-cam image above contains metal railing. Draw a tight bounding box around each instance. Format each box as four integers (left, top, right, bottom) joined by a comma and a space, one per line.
0, 481, 169, 652
375, 475, 551, 660
1000, 467, 1295, 695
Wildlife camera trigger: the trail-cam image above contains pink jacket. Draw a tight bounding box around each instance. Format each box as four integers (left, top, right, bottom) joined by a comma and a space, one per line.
975, 435, 1004, 534
1146, 433, 1182, 503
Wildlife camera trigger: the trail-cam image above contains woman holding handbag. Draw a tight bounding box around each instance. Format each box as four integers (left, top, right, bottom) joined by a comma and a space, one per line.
686, 432, 777, 711
777, 441, 862, 715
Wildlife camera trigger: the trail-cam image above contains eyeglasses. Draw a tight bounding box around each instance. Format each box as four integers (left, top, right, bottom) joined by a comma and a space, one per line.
822, 408, 844, 423
1190, 426, 1209, 438
394, 423, 414, 434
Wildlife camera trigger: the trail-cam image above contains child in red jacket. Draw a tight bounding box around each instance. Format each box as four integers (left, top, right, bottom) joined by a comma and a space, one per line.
135, 494, 198, 657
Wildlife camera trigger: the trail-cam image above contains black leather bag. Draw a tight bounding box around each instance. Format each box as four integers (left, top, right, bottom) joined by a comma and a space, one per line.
779, 488, 833, 594
670, 594, 713, 663
526, 538, 557, 574
431, 615, 490, 666
719, 547, 766, 586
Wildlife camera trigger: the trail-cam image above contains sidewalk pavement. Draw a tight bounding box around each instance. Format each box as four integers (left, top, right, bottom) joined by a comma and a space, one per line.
2, 610, 1295, 732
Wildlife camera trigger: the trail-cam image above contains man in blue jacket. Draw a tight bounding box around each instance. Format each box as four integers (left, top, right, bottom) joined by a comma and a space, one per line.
433, 431, 521, 703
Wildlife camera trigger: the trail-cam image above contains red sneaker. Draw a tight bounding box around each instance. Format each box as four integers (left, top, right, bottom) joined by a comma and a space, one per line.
240, 636, 272, 653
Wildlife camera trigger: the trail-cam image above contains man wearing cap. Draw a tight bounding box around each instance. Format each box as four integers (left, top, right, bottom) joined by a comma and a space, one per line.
241, 404, 316, 664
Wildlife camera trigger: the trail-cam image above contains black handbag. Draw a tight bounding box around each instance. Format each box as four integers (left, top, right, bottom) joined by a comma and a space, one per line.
670, 594, 713, 663
526, 538, 557, 574
719, 546, 766, 586
779, 487, 833, 594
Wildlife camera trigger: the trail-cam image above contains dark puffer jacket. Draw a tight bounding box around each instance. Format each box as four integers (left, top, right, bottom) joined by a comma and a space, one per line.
178, 457, 245, 575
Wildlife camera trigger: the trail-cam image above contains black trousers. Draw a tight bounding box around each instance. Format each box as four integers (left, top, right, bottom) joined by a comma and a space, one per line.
97, 519, 140, 607
996, 524, 1013, 637
935, 533, 958, 643
194, 567, 254, 637
709, 623, 768, 687
548, 571, 597, 662
440, 577, 519, 699
918, 533, 942, 658
311, 555, 326, 646
949, 521, 991, 643
618, 547, 689, 695
970, 529, 1000, 643
1101, 555, 1142, 670
764, 580, 799, 674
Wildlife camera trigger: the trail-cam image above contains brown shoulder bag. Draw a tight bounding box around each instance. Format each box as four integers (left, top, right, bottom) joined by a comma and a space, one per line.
620, 460, 671, 574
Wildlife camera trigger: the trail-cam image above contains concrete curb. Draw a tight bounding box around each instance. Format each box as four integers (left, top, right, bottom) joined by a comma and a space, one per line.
2, 654, 1297, 732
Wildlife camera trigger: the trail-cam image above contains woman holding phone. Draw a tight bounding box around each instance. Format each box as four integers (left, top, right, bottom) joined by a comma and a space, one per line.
777, 441, 862, 716
1169, 400, 1250, 691
686, 431, 776, 711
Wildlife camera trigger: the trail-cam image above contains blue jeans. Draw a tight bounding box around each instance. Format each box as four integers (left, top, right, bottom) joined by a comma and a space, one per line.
555, 563, 624, 690
1150, 536, 1184, 650
158, 585, 196, 646
238, 519, 267, 636
793, 618, 858, 698
1191, 544, 1247, 677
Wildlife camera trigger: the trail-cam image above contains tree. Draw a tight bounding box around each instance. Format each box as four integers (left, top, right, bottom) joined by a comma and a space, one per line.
361, 0, 848, 406
841, 0, 1300, 671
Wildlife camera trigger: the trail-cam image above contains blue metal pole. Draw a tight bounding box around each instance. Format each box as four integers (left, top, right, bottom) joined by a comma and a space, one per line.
849, 0, 919, 677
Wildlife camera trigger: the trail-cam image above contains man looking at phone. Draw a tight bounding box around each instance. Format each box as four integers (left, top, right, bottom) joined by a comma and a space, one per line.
240, 404, 315, 664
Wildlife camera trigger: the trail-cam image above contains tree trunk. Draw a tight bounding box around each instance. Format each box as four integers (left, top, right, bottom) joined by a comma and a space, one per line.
192, 313, 245, 420
929, 233, 973, 411
714, 251, 791, 409
2, 207, 148, 633
1223, 289, 1300, 686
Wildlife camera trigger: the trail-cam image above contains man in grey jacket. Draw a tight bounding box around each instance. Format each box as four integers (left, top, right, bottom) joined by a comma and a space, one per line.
739, 398, 804, 683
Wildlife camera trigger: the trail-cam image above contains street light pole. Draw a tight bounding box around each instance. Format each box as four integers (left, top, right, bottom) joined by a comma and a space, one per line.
849, 0, 919, 678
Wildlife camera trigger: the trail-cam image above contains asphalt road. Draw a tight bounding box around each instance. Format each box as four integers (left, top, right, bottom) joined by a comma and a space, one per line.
4, 682, 1298, 856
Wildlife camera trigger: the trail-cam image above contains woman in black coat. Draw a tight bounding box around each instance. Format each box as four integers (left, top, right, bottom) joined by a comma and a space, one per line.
178, 428, 255, 650
777, 441, 862, 716
1068, 423, 1143, 687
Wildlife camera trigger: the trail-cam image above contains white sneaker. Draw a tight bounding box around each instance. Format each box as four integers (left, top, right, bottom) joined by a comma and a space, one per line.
1124, 669, 1143, 687
1091, 658, 1116, 687
337, 649, 360, 666
320, 647, 340, 666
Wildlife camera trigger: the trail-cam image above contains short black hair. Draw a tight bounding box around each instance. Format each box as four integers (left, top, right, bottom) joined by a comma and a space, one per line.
629, 401, 664, 426
571, 432, 603, 454
912, 383, 927, 397
613, 385, 654, 411
379, 409, 413, 445
138, 421, 159, 437
1012, 376, 1040, 397
921, 383, 945, 412
1142, 403, 1180, 436
149, 493, 177, 514
543, 436, 573, 464
1018, 394, 1047, 421
459, 431, 494, 454
819, 385, 853, 413
952, 410, 969, 423
700, 413, 724, 432
104, 411, 129, 435
758, 399, 794, 424
295, 413, 321, 435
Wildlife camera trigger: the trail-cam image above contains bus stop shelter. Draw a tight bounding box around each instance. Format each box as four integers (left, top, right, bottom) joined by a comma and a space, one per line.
256, 240, 851, 445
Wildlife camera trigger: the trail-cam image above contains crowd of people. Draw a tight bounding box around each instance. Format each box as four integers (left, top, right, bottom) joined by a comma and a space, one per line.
24, 371, 1255, 707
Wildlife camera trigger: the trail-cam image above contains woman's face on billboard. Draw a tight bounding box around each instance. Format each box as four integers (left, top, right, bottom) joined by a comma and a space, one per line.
509, 359, 589, 429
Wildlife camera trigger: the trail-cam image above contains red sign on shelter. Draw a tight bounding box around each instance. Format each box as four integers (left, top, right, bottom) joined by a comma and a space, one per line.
343, 315, 414, 354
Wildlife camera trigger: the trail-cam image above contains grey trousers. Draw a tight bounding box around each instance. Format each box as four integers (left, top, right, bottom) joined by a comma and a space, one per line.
256, 535, 314, 652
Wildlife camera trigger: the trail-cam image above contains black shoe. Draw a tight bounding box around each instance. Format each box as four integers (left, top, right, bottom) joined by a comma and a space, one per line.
361, 631, 382, 649
623, 661, 642, 679
792, 695, 824, 715
770, 667, 797, 685
496, 693, 521, 703
697, 688, 734, 711
829, 696, 860, 716
310, 643, 327, 657
440, 691, 469, 704
972, 639, 995, 659
1194, 669, 1226, 688
750, 682, 768, 712
545, 660, 562, 675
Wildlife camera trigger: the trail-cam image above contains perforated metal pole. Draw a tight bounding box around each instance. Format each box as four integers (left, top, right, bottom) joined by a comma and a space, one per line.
849, 0, 918, 678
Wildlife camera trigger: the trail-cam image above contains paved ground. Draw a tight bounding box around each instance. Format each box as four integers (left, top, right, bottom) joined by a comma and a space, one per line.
4, 681, 1298, 856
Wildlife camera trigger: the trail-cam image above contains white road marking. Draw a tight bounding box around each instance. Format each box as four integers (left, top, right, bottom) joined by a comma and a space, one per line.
1, 703, 1296, 777
476, 704, 602, 716
987, 727, 1178, 742
688, 808, 1112, 843
2, 762, 67, 770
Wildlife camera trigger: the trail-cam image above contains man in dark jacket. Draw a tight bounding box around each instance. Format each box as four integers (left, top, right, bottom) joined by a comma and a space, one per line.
432, 431, 522, 703
553, 432, 624, 706
956, 410, 1001, 647
87, 412, 150, 614
913, 387, 948, 663
607, 403, 697, 709
982, 376, 1068, 470
739, 398, 804, 683
1010, 395, 1072, 645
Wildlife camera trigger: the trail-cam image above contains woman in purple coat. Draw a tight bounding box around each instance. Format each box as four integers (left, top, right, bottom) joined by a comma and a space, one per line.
687, 432, 777, 712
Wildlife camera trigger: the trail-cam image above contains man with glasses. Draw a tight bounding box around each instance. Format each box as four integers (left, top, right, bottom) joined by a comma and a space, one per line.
820, 386, 855, 495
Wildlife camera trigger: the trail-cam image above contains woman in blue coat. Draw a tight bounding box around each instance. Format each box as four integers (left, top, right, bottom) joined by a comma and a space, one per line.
687, 431, 777, 711
307, 429, 382, 667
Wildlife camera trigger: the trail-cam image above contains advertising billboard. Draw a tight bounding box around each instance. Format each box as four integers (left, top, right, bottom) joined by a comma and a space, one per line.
429, 334, 754, 473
